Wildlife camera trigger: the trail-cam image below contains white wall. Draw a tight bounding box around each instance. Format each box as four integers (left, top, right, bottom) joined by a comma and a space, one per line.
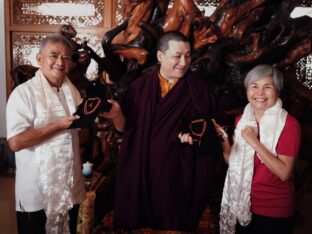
0, 0, 6, 137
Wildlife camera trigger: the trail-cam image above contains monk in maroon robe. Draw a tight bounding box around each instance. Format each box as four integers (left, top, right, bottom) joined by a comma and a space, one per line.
102, 31, 220, 231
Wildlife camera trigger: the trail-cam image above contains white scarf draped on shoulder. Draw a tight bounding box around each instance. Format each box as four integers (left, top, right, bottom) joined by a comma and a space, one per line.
219, 98, 287, 234
33, 70, 81, 234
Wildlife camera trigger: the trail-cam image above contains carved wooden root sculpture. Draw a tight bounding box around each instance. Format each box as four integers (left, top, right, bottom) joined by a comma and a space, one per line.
162, 0, 201, 36
277, 38, 312, 69
112, 0, 154, 45
104, 1, 166, 66
215, 0, 266, 38
192, 17, 219, 50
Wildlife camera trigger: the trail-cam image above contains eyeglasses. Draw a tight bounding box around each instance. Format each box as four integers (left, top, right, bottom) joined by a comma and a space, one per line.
47, 53, 72, 62
189, 118, 207, 146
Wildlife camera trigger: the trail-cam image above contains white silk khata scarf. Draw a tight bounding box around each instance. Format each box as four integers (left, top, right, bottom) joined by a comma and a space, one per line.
33, 70, 80, 233
219, 98, 287, 234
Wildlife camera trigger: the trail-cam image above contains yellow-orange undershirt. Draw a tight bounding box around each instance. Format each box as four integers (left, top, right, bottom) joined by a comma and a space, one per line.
159, 73, 179, 98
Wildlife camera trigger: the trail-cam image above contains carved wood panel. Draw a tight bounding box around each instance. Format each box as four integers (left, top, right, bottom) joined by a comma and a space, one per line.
12, 0, 105, 26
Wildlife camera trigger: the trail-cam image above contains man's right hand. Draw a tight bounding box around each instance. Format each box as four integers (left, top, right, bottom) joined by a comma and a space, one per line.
58, 115, 80, 130
8, 115, 81, 152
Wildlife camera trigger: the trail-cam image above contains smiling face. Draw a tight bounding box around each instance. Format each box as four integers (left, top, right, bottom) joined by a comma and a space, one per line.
36, 41, 72, 85
157, 40, 191, 81
246, 76, 278, 117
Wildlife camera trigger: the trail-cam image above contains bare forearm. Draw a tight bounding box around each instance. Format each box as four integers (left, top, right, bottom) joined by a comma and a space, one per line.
113, 113, 126, 132
100, 99, 125, 132
241, 126, 294, 181
8, 122, 65, 152
251, 141, 294, 181
221, 139, 231, 164
211, 119, 231, 163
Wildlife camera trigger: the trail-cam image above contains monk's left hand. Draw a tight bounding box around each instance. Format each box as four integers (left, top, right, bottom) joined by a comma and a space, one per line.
178, 132, 193, 145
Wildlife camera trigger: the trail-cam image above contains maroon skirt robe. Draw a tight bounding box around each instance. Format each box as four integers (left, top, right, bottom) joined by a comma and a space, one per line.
113, 68, 220, 231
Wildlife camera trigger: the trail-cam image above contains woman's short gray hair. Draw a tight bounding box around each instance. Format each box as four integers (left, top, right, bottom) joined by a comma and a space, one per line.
244, 64, 284, 95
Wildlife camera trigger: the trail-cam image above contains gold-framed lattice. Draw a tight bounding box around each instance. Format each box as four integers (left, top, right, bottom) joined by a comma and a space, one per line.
12, 33, 45, 68
114, 0, 125, 26
13, 0, 105, 27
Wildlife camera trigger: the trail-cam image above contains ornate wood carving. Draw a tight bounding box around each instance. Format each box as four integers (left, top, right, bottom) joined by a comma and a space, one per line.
12, 0, 105, 26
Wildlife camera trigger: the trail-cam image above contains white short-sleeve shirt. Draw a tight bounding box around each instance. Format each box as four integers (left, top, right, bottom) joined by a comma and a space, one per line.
6, 77, 85, 212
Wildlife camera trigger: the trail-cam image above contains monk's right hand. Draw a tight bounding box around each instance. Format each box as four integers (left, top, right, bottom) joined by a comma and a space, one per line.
99, 99, 122, 120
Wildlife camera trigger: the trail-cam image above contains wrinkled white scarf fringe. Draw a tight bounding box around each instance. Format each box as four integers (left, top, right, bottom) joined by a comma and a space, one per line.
219, 98, 287, 234
34, 70, 78, 234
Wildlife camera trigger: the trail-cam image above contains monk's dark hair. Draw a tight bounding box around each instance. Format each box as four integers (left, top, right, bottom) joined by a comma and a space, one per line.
156, 31, 190, 53
39, 35, 72, 54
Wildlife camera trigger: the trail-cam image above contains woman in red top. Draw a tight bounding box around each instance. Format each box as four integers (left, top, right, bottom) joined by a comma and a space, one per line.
215, 64, 301, 234
180, 64, 301, 234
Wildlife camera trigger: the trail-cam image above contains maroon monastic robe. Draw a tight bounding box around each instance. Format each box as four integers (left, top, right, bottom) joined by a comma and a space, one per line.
113, 68, 220, 231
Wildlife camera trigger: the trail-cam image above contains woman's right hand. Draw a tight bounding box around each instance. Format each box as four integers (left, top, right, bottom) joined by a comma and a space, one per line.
211, 119, 228, 141
211, 119, 231, 164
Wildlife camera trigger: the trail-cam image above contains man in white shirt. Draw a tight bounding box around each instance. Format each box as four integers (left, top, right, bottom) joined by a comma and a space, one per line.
6, 35, 85, 234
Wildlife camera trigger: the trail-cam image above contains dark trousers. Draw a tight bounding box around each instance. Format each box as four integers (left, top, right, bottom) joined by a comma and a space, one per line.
16, 204, 80, 234
236, 213, 293, 234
